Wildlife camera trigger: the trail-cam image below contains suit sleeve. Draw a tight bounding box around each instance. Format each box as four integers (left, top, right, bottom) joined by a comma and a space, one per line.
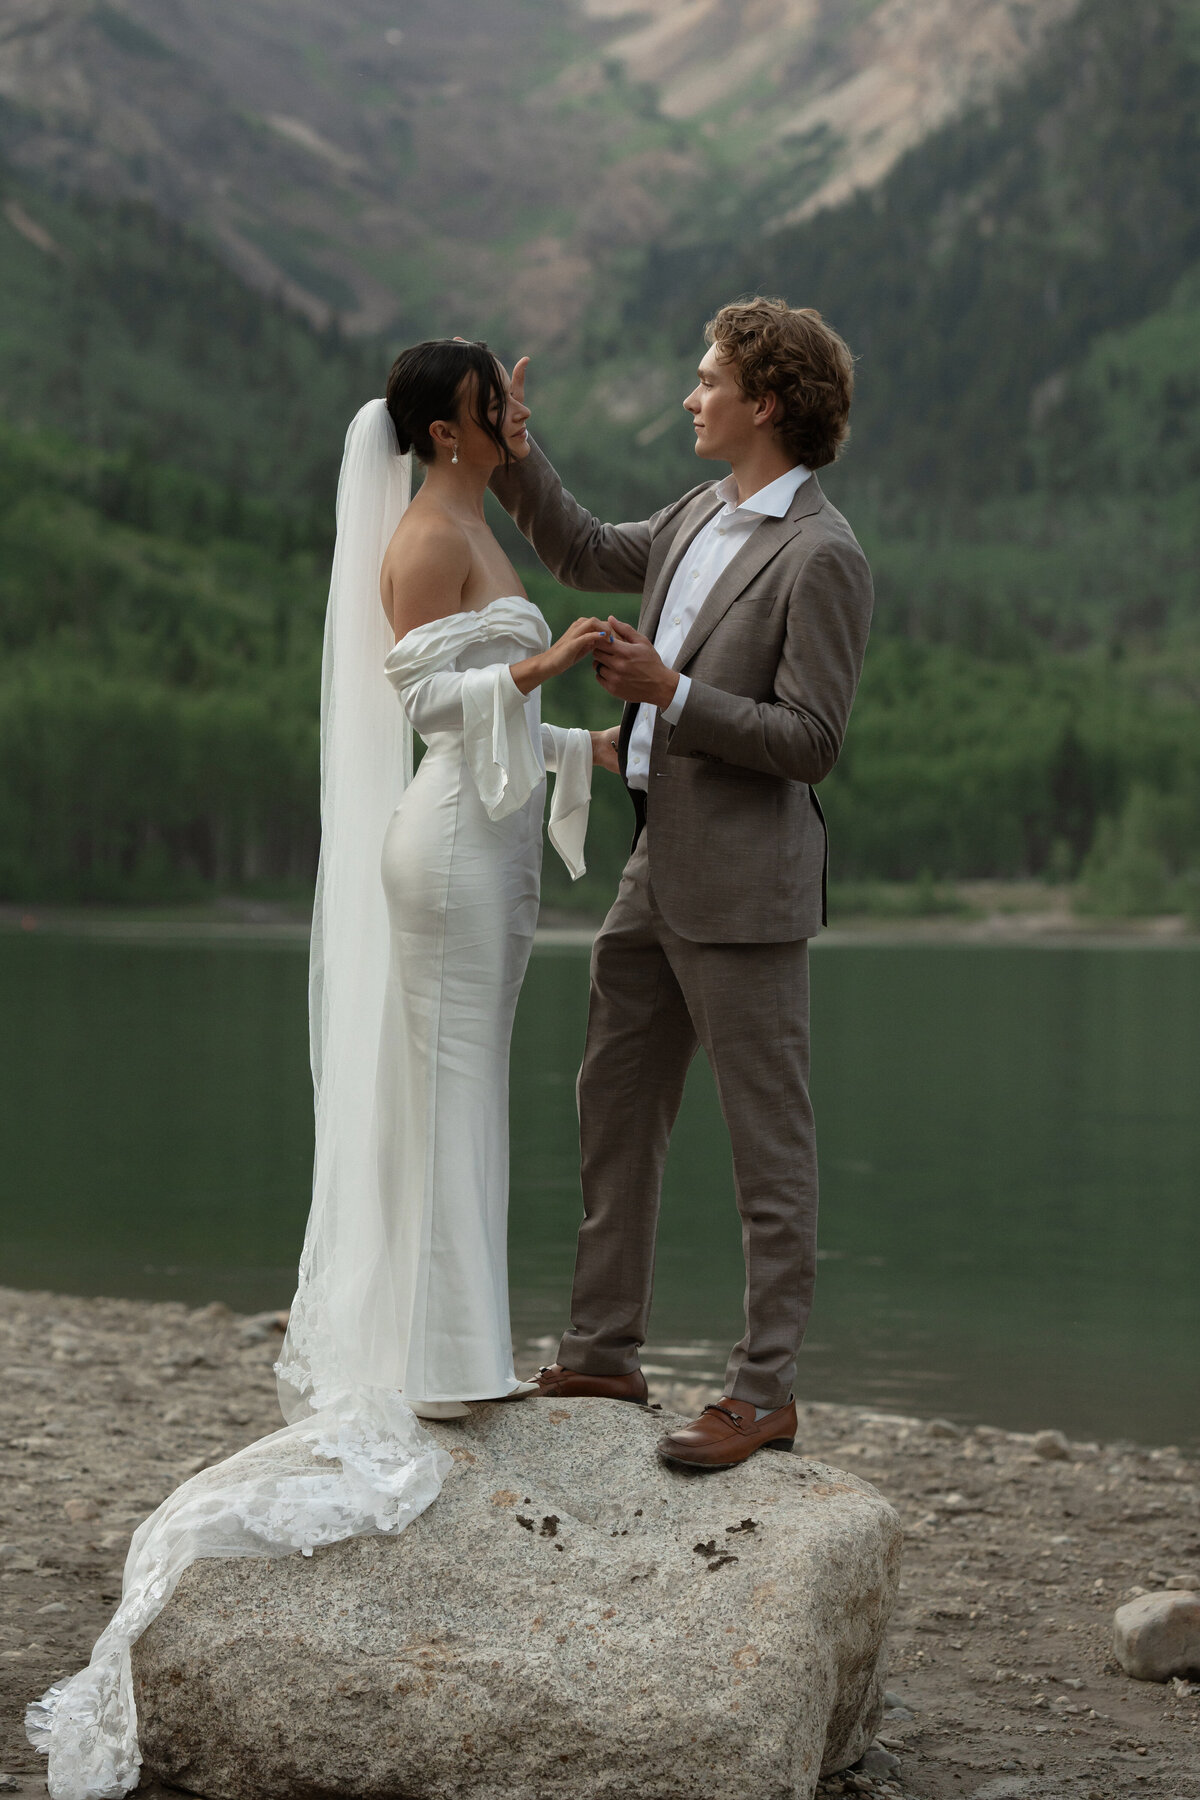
665, 538, 874, 784
488, 439, 657, 594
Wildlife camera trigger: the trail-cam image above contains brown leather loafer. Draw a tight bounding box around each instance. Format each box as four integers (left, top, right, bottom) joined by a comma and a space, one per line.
533, 1364, 648, 1404
656, 1395, 797, 1469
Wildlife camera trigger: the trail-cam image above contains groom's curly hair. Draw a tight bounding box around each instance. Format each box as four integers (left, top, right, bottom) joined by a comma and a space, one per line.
706, 298, 855, 469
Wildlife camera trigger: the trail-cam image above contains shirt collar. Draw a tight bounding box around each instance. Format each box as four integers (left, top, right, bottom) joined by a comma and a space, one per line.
714, 463, 811, 520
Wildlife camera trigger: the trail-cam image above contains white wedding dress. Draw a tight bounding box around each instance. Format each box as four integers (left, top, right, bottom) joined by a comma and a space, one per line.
373, 595, 591, 1404
28, 398, 592, 1800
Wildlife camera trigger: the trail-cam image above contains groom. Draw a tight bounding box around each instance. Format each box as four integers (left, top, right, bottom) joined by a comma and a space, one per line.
492, 297, 873, 1468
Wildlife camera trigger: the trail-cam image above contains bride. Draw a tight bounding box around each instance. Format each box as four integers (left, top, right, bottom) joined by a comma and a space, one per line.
28, 338, 616, 1800
287, 334, 614, 1420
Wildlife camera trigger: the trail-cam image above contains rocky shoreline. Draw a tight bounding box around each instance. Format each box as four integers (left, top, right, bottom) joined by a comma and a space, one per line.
1, 1286, 1197, 1800
3, 897, 1199, 950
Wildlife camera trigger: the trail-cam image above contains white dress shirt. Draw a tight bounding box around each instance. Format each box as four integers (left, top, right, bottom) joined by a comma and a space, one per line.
624, 463, 812, 790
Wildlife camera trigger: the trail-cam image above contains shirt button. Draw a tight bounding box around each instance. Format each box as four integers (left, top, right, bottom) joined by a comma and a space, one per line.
672, 615, 680, 625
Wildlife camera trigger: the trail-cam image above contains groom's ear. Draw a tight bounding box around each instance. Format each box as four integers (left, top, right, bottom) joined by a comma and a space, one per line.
753, 391, 780, 429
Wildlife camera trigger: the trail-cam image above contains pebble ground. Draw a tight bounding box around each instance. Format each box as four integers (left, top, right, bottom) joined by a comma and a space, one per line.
1, 1287, 1197, 1800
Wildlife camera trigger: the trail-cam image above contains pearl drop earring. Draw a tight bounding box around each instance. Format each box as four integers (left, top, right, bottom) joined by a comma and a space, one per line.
451, 444, 459, 465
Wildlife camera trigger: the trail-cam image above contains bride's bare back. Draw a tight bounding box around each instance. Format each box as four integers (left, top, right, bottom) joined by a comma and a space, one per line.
381, 494, 525, 641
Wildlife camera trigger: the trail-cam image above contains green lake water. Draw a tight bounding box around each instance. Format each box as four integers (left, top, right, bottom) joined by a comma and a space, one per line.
1, 932, 1197, 1447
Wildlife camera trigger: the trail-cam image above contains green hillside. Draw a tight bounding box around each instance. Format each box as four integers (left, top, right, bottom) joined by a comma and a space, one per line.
537, 0, 1200, 648
622, 0, 1200, 492
0, 168, 376, 544
2, 0, 1199, 919
3, 414, 1197, 916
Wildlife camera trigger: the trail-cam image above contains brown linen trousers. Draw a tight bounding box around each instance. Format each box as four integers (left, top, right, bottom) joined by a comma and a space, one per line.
491, 444, 874, 1408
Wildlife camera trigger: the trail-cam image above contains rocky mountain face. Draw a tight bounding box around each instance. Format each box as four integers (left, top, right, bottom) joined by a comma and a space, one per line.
0, 0, 1078, 346
580, 0, 1080, 222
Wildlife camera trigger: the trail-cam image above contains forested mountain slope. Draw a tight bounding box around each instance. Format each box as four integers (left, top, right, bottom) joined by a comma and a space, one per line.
0, 170, 375, 539
0, 0, 1076, 348
1, 0, 1198, 908
626, 0, 1200, 505
534, 0, 1200, 652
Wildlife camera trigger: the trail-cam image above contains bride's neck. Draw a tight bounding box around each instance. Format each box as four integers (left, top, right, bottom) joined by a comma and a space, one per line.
418, 459, 490, 520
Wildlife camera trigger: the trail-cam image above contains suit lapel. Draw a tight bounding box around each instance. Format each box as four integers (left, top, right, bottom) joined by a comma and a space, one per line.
639, 489, 723, 642
673, 475, 825, 669
619, 495, 721, 777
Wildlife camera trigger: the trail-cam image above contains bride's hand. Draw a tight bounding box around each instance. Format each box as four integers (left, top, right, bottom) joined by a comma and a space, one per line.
542, 616, 610, 680
590, 728, 621, 774
510, 616, 608, 694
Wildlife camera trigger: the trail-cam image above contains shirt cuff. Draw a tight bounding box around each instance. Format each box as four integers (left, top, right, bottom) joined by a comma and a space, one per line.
661, 673, 691, 726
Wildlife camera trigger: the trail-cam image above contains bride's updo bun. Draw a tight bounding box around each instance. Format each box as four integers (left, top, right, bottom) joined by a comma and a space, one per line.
386, 338, 511, 466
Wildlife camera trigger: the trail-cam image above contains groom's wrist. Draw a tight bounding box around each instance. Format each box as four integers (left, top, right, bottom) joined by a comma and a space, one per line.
655, 668, 680, 711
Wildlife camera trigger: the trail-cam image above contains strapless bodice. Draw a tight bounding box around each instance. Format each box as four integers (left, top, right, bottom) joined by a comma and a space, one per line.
380, 594, 591, 881
383, 596, 549, 688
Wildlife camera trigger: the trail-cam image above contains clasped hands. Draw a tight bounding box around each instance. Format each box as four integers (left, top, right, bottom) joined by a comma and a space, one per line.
590, 618, 677, 775
592, 616, 678, 710
544, 613, 677, 777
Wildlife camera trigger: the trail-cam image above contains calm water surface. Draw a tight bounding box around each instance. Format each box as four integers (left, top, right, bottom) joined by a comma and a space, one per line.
1, 933, 1197, 1445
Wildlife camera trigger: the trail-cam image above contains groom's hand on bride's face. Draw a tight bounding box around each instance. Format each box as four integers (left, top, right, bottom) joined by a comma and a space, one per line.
510, 357, 530, 408
593, 616, 679, 710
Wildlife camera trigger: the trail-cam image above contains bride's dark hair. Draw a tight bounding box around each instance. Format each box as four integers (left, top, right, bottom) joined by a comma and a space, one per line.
385, 338, 511, 466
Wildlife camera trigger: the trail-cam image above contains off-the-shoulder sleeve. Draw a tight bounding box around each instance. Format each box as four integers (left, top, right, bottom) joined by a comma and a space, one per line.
540, 723, 592, 881
459, 664, 546, 822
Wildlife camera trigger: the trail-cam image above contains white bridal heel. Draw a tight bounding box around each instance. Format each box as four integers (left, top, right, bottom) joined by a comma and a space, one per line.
406, 1379, 539, 1420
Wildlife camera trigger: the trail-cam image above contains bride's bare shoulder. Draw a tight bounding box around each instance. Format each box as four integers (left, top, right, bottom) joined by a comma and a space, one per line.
381, 501, 472, 639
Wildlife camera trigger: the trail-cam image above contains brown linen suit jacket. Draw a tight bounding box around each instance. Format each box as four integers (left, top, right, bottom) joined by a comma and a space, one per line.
491, 443, 874, 943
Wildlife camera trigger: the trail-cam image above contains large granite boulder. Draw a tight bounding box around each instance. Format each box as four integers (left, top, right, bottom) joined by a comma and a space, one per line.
133, 1399, 901, 1800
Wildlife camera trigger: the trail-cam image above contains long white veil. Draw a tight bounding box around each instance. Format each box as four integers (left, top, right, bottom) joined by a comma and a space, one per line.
277, 396, 415, 1416
27, 400, 450, 1800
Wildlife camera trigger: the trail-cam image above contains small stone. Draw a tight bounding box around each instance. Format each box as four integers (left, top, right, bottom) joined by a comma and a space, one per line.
236, 1310, 289, 1343
189, 1302, 233, 1324
1032, 1429, 1071, 1460
860, 1743, 901, 1778
63, 1497, 101, 1523
882, 1690, 911, 1711
1113, 1590, 1200, 1681
1170, 1674, 1200, 1698
0, 1773, 19, 1791
924, 1418, 962, 1439
1166, 1574, 1198, 1591
36, 1602, 68, 1615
